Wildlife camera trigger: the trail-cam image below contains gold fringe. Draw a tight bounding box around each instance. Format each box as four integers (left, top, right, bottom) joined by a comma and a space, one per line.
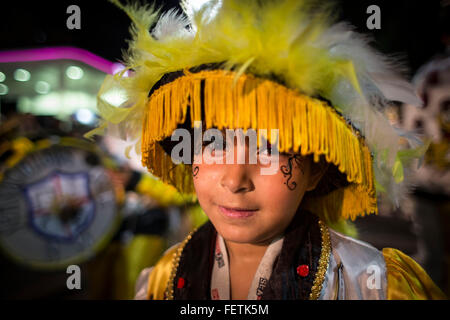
141, 69, 378, 221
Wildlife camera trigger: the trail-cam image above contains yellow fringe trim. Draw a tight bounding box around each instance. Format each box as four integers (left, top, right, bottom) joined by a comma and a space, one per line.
141, 69, 377, 221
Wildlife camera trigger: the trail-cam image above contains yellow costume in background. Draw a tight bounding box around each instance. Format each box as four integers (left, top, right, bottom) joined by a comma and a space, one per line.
383, 248, 446, 299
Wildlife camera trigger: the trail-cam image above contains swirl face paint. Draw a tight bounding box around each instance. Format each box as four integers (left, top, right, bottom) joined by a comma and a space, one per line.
280, 154, 306, 191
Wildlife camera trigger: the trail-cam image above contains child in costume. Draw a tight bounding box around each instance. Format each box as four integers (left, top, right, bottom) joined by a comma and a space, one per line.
92, 0, 447, 299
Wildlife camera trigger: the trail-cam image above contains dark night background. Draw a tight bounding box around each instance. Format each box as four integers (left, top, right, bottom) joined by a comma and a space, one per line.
0, 0, 448, 75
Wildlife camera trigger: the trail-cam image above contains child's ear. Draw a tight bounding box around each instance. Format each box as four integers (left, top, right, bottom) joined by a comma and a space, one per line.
305, 158, 329, 192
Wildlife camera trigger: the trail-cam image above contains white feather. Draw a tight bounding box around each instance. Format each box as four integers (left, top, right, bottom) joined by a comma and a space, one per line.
152, 8, 192, 40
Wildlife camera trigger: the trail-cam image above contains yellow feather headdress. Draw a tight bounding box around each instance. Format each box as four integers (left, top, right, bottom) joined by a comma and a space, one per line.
89, 0, 428, 223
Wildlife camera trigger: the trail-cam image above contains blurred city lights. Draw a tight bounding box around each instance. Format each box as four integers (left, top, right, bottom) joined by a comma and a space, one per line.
35, 81, 51, 94
0, 47, 118, 75
66, 66, 84, 80
0, 83, 8, 95
0, 72, 5, 82
17, 91, 96, 118
14, 68, 31, 82
75, 108, 95, 125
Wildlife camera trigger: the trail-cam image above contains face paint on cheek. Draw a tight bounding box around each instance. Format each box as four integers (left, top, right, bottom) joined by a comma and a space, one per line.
280, 154, 306, 191
192, 165, 199, 178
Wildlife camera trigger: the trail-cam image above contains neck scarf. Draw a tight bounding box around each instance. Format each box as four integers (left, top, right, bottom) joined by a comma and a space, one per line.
169, 210, 324, 300
211, 233, 284, 300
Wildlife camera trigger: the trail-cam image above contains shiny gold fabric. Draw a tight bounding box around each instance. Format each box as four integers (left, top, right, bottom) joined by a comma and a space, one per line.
146, 244, 180, 300
383, 248, 447, 300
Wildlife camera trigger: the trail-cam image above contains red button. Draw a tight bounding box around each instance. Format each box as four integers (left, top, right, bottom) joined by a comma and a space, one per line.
177, 277, 185, 288
297, 264, 309, 277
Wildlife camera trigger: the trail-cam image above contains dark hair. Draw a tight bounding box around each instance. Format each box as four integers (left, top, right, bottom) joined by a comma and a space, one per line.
159, 105, 199, 162
304, 154, 350, 198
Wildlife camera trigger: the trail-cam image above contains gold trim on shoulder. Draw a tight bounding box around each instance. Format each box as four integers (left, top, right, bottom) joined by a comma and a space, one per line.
165, 228, 198, 300
309, 220, 331, 300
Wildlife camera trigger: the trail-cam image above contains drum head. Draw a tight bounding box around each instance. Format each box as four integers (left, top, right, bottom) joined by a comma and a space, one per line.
0, 144, 120, 269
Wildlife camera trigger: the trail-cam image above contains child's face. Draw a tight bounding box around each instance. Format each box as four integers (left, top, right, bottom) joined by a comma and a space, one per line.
192, 130, 320, 245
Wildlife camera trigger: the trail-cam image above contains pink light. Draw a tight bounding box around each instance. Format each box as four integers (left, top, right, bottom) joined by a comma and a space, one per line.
0, 47, 123, 75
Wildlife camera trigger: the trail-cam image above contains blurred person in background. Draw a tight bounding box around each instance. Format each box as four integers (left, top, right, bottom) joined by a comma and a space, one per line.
0, 112, 204, 299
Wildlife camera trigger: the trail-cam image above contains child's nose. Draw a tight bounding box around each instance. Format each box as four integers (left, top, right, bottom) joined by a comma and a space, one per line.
220, 163, 255, 193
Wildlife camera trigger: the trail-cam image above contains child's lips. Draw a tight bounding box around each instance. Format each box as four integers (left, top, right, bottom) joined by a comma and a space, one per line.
218, 205, 259, 218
